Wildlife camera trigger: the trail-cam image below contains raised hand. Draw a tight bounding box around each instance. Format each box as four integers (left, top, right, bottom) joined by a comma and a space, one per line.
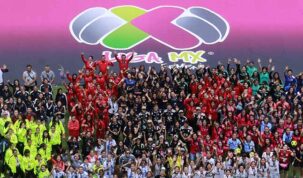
233, 58, 237, 63
228, 58, 232, 64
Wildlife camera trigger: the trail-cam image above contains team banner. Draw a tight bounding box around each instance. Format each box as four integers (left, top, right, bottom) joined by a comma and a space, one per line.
1, 0, 303, 79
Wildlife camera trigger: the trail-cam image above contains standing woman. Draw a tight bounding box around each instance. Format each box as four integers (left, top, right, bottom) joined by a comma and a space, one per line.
234, 164, 248, 178
0, 64, 8, 96
49, 125, 62, 154
257, 58, 272, 85
247, 161, 258, 178
257, 157, 269, 178
49, 115, 65, 138
278, 144, 294, 178
268, 155, 280, 178
8, 79, 20, 96
40, 130, 51, 148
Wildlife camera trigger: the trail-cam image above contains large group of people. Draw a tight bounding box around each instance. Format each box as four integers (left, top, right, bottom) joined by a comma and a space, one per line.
0, 52, 303, 178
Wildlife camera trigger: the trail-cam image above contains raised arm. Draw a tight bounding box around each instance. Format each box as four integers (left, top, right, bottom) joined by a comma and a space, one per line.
1, 64, 8, 73
66, 72, 73, 82
268, 58, 272, 71
257, 58, 262, 71
81, 53, 87, 63
114, 52, 121, 62
128, 51, 134, 62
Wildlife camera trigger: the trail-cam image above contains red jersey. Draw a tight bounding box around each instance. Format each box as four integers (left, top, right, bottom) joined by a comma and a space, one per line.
68, 119, 80, 138
95, 59, 113, 74
189, 138, 201, 154
81, 54, 96, 71
279, 150, 292, 164
115, 53, 133, 72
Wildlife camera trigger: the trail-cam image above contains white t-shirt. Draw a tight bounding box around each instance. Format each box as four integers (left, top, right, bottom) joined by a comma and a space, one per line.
0, 69, 3, 84
23, 70, 37, 86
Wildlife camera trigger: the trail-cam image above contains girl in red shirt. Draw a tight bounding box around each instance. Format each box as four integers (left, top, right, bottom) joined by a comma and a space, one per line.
51, 155, 65, 172
198, 119, 210, 137
81, 114, 94, 134
67, 116, 80, 138
278, 145, 294, 171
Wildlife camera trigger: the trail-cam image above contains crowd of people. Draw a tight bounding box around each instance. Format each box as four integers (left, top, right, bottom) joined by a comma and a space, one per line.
0, 52, 303, 178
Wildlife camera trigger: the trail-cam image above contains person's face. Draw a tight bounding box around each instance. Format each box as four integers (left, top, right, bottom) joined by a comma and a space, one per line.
126, 151, 130, 157
27, 66, 32, 72
175, 166, 180, 173
288, 70, 292, 76
130, 164, 136, 171
265, 127, 269, 132
41, 166, 46, 171
45, 66, 50, 72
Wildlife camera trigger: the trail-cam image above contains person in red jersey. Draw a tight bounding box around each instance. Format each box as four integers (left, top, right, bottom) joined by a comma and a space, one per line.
188, 133, 202, 160
95, 118, 106, 139
211, 121, 223, 141
67, 115, 80, 138
94, 54, 113, 75
66, 70, 82, 85
278, 144, 294, 175
198, 119, 209, 137
95, 72, 107, 90
272, 131, 283, 149
81, 52, 96, 72
81, 114, 95, 135
214, 140, 228, 157
183, 94, 196, 125
82, 70, 94, 87
114, 51, 134, 74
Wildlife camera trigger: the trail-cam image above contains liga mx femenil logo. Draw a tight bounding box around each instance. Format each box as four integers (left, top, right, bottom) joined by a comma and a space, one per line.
70, 6, 230, 50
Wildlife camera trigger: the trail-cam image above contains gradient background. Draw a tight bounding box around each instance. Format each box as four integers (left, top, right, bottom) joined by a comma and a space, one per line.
1, 0, 303, 81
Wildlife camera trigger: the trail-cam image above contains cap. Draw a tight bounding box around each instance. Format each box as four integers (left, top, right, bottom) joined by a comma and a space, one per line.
148, 138, 153, 142
179, 110, 184, 113
196, 107, 201, 110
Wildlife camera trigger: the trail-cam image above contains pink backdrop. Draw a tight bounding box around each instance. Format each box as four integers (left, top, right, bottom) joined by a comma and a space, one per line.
1, 0, 303, 80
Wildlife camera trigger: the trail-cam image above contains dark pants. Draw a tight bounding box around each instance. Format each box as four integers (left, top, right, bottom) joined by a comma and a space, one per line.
0, 83, 3, 96
24, 169, 35, 178
16, 142, 24, 154
52, 144, 62, 155
12, 166, 23, 178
